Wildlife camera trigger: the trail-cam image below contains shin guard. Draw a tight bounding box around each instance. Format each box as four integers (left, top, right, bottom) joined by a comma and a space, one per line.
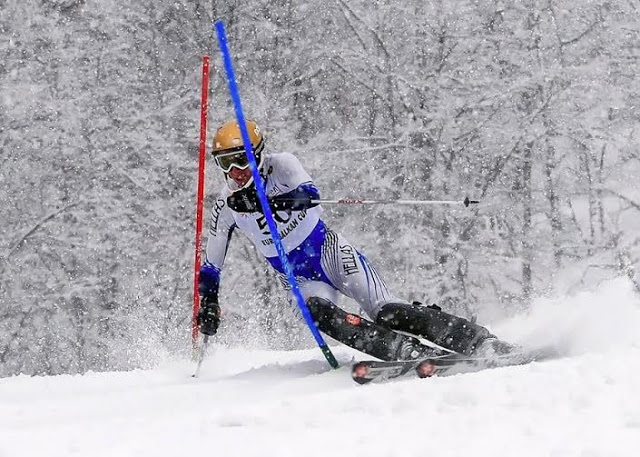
376, 302, 494, 356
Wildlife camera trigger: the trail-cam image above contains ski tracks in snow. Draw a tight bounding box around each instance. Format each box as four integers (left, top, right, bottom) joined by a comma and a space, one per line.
2, 278, 640, 457
1, 347, 640, 457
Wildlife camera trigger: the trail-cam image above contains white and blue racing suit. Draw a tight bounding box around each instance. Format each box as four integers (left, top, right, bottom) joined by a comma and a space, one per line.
200, 152, 401, 319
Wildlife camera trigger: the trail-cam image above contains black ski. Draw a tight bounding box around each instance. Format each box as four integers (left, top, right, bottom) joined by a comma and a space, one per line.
351, 348, 555, 384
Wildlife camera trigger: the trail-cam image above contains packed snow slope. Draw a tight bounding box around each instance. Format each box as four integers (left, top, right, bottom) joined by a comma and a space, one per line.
2, 278, 640, 457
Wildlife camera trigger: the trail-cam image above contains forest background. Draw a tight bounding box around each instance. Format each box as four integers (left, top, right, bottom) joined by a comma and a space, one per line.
2, 0, 639, 376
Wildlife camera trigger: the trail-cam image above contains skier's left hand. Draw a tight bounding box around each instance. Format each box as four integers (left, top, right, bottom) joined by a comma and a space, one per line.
269, 194, 312, 211
269, 186, 318, 211
227, 184, 318, 213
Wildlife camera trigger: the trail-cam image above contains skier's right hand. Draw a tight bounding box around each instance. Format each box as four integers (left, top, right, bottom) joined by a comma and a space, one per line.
197, 296, 221, 336
227, 187, 262, 213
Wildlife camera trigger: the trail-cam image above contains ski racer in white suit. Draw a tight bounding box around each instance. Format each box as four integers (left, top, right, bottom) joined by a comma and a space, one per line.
197, 120, 511, 361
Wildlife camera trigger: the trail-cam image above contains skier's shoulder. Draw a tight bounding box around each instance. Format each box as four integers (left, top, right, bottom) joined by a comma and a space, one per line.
264, 151, 302, 171
264, 152, 311, 186
210, 186, 232, 215
213, 185, 232, 202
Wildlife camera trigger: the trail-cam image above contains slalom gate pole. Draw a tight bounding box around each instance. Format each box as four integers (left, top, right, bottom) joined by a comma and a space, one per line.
310, 197, 480, 207
214, 21, 339, 369
191, 55, 210, 351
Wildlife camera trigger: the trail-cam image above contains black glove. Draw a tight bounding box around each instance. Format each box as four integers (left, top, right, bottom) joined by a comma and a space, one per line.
269, 189, 316, 211
197, 296, 221, 336
227, 187, 263, 213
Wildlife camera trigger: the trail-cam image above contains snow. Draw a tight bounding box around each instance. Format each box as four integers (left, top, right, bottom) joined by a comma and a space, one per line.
2, 278, 640, 457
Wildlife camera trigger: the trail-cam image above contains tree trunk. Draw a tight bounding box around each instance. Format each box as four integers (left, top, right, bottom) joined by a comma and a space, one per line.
521, 141, 534, 302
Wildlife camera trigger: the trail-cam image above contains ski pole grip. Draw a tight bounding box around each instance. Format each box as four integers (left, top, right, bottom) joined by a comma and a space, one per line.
464, 197, 480, 207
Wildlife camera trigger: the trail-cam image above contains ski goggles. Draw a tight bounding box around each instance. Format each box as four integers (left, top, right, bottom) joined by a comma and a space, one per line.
213, 138, 264, 173
214, 149, 251, 172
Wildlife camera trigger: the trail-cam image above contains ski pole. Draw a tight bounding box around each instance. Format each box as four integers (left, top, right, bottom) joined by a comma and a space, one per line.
311, 197, 479, 207
192, 335, 210, 378
215, 20, 339, 369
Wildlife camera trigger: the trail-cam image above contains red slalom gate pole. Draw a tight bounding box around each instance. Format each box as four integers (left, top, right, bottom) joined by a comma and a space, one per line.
192, 55, 210, 350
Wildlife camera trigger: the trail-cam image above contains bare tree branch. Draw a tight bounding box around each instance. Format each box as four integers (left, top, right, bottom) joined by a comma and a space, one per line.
5, 202, 80, 260
604, 189, 640, 213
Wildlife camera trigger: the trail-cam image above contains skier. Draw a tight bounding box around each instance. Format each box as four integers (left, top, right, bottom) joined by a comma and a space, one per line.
197, 119, 512, 362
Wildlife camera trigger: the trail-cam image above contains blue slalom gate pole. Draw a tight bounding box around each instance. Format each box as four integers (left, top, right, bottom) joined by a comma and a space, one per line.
214, 21, 339, 369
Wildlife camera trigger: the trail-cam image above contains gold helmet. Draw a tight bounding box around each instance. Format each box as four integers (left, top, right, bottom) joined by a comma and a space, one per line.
212, 119, 265, 174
